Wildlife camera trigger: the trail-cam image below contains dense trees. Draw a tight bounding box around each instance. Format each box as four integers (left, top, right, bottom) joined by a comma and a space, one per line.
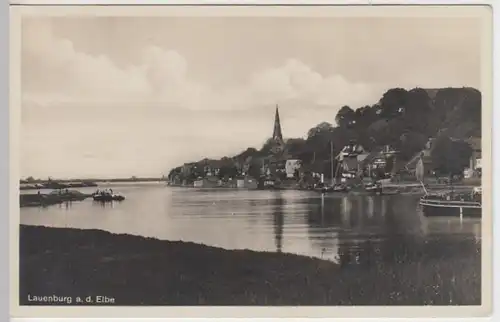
335, 106, 356, 128
431, 135, 473, 180
217, 157, 238, 179
247, 159, 263, 179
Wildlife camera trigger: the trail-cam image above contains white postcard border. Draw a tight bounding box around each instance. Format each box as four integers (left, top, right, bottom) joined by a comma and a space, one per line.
8, 1, 496, 320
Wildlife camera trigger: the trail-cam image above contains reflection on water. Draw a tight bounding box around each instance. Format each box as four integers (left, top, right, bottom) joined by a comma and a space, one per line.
272, 197, 284, 253
20, 184, 480, 266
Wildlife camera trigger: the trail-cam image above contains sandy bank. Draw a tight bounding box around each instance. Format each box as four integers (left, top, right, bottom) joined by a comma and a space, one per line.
19, 225, 480, 306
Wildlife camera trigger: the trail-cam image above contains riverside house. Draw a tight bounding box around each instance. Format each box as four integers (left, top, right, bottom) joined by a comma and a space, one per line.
193, 175, 220, 188
336, 142, 369, 181
464, 137, 481, 178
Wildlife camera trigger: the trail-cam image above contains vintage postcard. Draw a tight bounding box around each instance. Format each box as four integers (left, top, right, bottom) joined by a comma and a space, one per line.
10, 3, 493, 319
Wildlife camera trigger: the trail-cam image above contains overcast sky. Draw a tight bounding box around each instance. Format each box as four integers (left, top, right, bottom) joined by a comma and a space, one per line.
21, 15, 482, 179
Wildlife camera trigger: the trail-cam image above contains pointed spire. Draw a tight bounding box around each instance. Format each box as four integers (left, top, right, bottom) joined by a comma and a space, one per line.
272, 104, 283, 143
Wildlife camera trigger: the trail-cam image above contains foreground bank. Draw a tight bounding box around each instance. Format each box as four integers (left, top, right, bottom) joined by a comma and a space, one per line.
19, 225, 480, 306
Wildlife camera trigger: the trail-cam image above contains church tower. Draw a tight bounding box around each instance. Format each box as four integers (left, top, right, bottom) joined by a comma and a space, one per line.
270, 105, 285, 155
272, 105, 284, 144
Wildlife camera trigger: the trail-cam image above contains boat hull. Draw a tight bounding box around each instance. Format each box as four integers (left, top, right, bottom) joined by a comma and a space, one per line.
420, 199, 481, 218
315, 188, 349, 194
93, 195, 125, 202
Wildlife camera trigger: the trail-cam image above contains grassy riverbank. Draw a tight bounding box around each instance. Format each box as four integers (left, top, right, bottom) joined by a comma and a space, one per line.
19, 225, 480, 306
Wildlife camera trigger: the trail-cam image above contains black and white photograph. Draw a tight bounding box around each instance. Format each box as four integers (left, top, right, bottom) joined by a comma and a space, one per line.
11, 3, 492, 318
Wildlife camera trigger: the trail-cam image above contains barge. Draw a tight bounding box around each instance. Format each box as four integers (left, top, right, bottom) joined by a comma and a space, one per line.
419, 187, 482, 219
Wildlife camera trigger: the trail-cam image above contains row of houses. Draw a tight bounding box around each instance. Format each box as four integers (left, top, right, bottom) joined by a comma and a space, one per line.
169, 136, 482, 187
402, 136, 482, 178
309, 136, 481, 183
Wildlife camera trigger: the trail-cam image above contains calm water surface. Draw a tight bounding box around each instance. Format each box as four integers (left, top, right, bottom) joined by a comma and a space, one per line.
20, 183, 481, 263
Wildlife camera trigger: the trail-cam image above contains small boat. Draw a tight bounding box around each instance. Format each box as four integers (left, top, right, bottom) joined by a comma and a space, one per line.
332, 184, 350, 192
93, 193, 125, 202
92, 189, 125, 202
364, 182, 383, 194
316, 183, 349, 194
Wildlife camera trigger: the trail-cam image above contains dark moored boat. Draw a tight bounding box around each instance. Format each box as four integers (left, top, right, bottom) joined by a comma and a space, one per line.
314, 142, 351, 194
315, 183, 349, 194
364, 182, 383, 194
414, 154, 481, 218
419, 187, 482, 218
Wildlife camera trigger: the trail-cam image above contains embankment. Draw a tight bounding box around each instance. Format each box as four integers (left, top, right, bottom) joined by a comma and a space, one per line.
19, 225, 480, 306
20, 191, 92, 207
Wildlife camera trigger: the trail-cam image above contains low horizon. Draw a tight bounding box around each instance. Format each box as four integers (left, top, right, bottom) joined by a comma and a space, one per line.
21, 16, 482, 178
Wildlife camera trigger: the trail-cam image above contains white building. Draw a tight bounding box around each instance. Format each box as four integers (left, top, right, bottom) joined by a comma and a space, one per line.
285, 159, 302, 178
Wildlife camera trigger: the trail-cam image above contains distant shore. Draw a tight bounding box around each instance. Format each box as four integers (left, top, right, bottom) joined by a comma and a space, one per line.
20, 178, 164, 190
19, 225, 480, 306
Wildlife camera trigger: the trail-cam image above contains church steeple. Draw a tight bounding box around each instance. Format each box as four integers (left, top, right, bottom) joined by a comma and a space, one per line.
269, 104, 285, 156
272, 105, 284, 143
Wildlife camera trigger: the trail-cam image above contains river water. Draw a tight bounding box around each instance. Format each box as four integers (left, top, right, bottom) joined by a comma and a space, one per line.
20, 182, 481, 263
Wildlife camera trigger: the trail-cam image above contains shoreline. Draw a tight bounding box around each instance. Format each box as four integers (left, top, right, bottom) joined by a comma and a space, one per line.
19, 225, 480, 306
167, 182, 478, 195
19, 191, 93, 207
19, 182, 478, 207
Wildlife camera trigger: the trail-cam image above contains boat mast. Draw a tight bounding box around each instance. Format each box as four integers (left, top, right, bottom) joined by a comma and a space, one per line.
416, 156, 428, 195
330, 141, 334, 186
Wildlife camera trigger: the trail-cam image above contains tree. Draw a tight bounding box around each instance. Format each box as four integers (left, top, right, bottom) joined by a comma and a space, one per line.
403, 88, 432, 133
307, 122, 334, 139
284, 138, 307, 158
379, 88, 408, 119
335, 106, 356, 127
260, 138, 279, 155
398, 131, 427, 161
189, 164, 205, 180
235, 147, 260, 162
304, 122, 337, 163
247, 159, 262, 179
218, 157, 238, 179
431, 135, 473, 180
354, 105, 378, 129
294, 168, 300, 179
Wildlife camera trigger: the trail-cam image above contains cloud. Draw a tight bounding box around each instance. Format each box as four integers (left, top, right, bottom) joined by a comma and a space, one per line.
22, 20, 382, 112
250, 58, 378, 106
